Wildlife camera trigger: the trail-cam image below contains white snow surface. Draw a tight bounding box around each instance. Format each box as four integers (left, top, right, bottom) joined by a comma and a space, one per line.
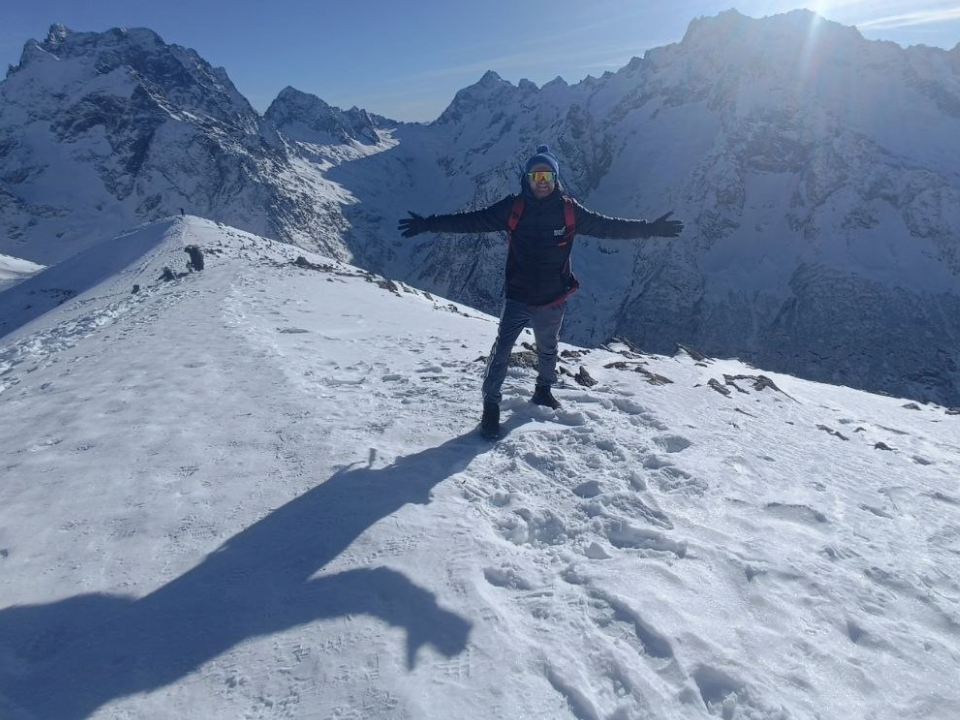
1, 217, 958, 720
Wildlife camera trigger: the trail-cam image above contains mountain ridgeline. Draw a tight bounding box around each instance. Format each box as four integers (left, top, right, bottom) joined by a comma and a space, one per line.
1, 10, 958, 405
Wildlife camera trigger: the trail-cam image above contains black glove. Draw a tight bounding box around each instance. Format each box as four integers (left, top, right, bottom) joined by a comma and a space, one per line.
398, 211, 430, 238
647, 211, 683, 238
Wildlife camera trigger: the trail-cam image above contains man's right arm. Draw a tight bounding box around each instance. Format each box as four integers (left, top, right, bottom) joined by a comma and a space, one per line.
399, 196, 515, 237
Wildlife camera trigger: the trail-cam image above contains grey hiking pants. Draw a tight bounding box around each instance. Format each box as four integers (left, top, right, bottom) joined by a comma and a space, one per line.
481, 299, 566, 405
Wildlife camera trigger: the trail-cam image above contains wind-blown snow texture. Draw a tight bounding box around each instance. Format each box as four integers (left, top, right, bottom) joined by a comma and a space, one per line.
0, 217, 958, 719
0, 10, 959, 400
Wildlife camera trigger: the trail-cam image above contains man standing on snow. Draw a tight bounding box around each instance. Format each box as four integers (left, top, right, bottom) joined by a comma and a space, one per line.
398, 144, 683, 440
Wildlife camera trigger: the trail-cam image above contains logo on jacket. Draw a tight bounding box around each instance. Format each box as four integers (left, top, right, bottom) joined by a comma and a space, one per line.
553, 227, 567, 237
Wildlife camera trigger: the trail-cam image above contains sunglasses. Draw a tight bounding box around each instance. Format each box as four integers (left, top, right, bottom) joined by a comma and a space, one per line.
527, 171, 556, 183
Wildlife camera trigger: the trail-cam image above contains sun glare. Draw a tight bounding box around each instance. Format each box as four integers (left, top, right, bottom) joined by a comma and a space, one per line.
800, 7, 826, 77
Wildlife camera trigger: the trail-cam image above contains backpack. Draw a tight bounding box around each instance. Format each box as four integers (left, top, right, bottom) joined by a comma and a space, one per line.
506, 195, 576, 247
506, 194, 581, 307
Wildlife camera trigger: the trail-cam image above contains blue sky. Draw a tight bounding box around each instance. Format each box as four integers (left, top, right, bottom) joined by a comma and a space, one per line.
3, 1, 960, 121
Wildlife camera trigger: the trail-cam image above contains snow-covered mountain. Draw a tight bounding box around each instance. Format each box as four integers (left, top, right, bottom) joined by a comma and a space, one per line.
1, 216, 958, 719
265, 86, 389, 147
1, 10, 959, 406
0, 24, 386, 264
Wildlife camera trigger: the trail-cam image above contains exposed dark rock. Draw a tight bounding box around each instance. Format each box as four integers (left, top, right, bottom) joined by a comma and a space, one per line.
677, 344, 709, 362
637, 368, 673, 386
184, 245, 204, 271
510, 351, 539, 369
708, 379, 731, 396
575, 366, 597, 387
816, 424, 849, 441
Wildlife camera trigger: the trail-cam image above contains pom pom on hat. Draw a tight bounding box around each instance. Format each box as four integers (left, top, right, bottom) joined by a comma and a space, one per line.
525, 144, 560, 175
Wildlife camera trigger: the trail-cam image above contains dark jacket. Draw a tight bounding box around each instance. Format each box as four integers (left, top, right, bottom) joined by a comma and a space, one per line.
424, 189, 659, 306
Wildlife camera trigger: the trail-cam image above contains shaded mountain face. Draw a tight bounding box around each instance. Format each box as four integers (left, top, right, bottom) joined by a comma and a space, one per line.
1, 11, 959, 404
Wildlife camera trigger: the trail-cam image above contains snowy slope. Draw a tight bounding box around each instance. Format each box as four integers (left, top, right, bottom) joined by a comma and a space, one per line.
0, 254, 45, 293
1, 217, 958, 719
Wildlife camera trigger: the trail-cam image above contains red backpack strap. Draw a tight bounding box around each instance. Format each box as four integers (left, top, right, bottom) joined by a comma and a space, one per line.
559, 195, 576, 247
507, 196, 525, 234
506, 195, 525, 250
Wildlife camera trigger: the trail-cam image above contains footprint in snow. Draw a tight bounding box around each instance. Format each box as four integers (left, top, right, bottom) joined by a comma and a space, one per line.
690, 665, 746, 713
653, 434, 693, 454
416, 364, 444, 374
860, 504, 894, 519
822, 544, 861, 562
643, 459, 708, 496
482, 565, 535, 591
496, 508, 569, 547
764, 502, 828, 526
601, 519, 687, 557
928, 491, 960, 506
573, 480, 602, 498
596, 494, 673, 529
586, 591, 675, 662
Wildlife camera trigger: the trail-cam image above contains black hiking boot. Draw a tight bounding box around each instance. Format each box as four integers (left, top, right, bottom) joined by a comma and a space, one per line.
531, 384, 561, 409
480, 401, 500, 440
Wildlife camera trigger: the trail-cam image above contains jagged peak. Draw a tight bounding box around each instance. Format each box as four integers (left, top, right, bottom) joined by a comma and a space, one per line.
457, 70, 513, 95
45, 23, 71, 44
266, 87, 381, 123
477, 69, 506, 85
272, 86, 331, 109
434, 71, 519, 124
265, 86, 381, 144
39, 23, 165, 53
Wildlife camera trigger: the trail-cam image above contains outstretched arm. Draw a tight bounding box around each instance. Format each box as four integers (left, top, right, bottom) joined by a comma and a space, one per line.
398, 196, 515, 238
574, 199, 684, 239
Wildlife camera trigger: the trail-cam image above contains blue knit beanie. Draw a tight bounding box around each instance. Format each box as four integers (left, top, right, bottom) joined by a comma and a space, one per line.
524, 144, 560, 175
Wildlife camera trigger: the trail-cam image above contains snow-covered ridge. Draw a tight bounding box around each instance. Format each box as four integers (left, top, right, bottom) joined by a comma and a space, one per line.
0, 216, 957, 719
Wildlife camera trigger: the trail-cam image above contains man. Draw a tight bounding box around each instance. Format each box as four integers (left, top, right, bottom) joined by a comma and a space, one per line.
398, 145, 683, 440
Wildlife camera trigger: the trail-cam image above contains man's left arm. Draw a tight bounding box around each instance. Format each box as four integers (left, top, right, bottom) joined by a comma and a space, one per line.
573, 200, 683, 239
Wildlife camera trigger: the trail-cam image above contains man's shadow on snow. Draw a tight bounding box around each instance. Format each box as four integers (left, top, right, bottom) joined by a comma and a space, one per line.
0, 429, 504, 720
